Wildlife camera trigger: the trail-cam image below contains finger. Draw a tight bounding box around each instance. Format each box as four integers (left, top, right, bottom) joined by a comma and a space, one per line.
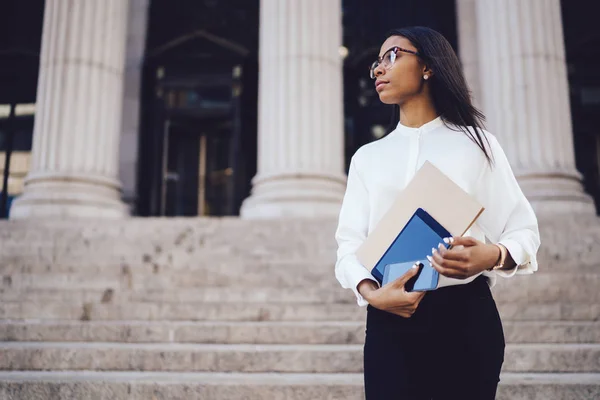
411, 291, 427, 306
430, 247, 469, 278
445, 236, 479, 248
403, 290, 426, 303
438, 247, 469, 262
428, 252, 464, 271
428, 254, 468, 279
390, 263, 421, 289
435, 242, 448, 256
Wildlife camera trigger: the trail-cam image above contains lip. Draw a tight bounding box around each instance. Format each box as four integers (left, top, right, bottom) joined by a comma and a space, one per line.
375, 80, 389, 91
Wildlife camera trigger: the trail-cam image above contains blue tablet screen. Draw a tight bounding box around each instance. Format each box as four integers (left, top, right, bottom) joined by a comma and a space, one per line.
372, 209, 450, 284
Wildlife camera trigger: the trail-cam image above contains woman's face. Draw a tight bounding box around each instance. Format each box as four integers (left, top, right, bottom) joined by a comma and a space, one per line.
373, 36, 426, 105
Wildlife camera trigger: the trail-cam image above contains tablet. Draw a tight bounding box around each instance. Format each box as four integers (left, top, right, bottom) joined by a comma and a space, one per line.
383, 259, 435, 291
371, 207, 451, 288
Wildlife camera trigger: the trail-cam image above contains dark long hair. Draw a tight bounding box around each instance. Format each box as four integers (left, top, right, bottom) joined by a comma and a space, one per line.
386, 26, 493, 164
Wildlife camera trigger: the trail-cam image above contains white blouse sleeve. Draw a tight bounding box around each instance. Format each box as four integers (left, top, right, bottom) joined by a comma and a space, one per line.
476, 134, 541, 277
334, 154, 379, 306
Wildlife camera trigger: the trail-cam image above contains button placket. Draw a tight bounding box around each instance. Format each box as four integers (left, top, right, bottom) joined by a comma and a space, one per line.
404, 128, 423, 186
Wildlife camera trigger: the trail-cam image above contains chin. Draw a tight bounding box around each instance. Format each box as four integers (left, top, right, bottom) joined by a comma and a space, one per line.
378, 91, 401, 105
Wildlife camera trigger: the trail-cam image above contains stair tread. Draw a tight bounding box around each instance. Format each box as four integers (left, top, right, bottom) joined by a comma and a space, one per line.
2, 341, 599, 350
0, 370, 599, 385
2, 319, 599, 326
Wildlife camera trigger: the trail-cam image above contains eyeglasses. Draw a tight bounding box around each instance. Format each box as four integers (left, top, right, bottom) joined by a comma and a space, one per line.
369, 46, 420, 79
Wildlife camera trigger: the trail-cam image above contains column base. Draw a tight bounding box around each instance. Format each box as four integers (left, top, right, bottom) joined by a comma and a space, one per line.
9, 172, 128, 219
518, 172, 597, 216
240, 172, 346, 219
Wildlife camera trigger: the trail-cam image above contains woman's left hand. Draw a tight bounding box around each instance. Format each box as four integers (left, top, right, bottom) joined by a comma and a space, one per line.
428, 236, 500, 280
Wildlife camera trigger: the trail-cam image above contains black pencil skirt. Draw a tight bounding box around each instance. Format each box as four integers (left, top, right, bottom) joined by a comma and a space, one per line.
363, 275, 505, 400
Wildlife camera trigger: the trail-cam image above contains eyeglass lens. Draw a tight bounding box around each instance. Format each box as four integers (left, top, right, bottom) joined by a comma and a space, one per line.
370, 48, 396, 79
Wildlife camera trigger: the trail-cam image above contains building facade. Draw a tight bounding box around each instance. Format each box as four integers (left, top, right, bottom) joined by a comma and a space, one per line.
1, 0, 599, 219
2, 2, 600, 396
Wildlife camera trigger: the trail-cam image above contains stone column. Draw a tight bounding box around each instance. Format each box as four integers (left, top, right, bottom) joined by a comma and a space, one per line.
240, 0, 347, 218
119, 0, 150, 214
10, 0, 129, 219
476, 0, 595, 215
456, 0, 482, 108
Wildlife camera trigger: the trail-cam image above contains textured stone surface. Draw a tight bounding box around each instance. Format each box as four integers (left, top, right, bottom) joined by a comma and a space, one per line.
3, 272, 599, 306
0, 372, 364, 400
2, 342, 599, 373
476, 0, 596, 215
240, 0, 346, 219
9, 0, 130, 219
0, 372, 599, 400
1, 216, 600, 398
4, 299, 600, 322
1, 320, 599, 345
0, 321, 365, 345
0, 301, 367, 321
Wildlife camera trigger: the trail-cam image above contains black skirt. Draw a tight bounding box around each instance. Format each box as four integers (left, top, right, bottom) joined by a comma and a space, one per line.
363, 275, 505, 400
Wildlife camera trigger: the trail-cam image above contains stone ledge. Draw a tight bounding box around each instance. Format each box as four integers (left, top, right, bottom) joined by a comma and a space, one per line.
1, 342, 599, 373
0, 371, 598, 400
2, 320, 599, 345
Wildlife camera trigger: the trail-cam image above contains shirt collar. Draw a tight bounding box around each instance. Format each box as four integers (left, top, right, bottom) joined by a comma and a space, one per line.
389, 116, 445, 138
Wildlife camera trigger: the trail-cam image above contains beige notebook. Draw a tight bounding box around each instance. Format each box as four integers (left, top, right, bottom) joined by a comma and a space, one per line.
356, 161, 484, 275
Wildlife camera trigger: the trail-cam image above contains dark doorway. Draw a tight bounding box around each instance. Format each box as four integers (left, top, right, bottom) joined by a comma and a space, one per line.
0, 0, 44, 218
562, 0, 600, 213
137, 0, 259, 217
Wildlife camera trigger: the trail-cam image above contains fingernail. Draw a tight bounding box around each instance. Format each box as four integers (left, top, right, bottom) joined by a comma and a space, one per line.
431, 248, 437, 255
438, 243, 444, 250
443, 237, 450, 244
427, 255, 433, 262
412, 263, 418, 269
449, 237, 454, 243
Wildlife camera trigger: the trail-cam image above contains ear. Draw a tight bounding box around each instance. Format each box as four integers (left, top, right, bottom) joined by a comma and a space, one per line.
422, 63, 434, 79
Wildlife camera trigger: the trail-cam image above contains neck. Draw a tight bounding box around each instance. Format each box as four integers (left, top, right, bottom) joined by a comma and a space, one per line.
398, 96, 438, 128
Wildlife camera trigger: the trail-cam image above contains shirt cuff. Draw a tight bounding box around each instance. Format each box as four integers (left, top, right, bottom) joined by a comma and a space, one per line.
496, 239, 530, 278
344, 264, 379, 307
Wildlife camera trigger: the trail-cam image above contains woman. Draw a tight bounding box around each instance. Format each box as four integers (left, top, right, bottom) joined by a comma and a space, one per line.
334, 27, 540, 399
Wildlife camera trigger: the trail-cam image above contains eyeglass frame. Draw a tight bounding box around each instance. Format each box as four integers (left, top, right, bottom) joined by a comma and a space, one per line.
369, 46, 421, 79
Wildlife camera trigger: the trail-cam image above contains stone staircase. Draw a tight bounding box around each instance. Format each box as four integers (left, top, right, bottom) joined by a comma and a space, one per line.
0, 217, 599, 399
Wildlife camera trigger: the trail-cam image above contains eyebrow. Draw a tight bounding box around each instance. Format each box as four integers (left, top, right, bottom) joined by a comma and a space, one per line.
378, 46, 396, 58
378, 45, 417, 58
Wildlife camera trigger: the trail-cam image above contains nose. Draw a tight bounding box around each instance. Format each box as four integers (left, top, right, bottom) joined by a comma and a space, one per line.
373, 63, 386, 78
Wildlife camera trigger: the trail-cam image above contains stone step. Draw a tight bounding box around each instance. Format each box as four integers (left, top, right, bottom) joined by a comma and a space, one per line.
1, 342, 599, 373
2, 216, 600, 271
4, 271, 600, 305
497, 302, 600, 321
2, 268, 342, 291
1, 320, 599, 345
1, 258, 335, 277
0, 219, 339, 265
0, 371, 599, 400
0, 273, 600, 304
3, 256, 600, 283
0, 286, 352, 304
0, 301, 367, 322
491, 273, 600, 303
1, 300, 599, 322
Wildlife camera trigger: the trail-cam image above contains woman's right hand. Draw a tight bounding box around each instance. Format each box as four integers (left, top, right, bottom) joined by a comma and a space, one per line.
358, 265, 426, 318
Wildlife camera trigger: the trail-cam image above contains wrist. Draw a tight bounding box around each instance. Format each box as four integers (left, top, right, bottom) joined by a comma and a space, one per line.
357, 279, 378, 302
486, 243, 506, 271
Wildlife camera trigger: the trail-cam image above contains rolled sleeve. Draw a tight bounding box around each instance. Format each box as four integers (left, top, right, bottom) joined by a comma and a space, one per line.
476, 134, 541, 279
334, 153, 377, 307
339, 255, 380, 306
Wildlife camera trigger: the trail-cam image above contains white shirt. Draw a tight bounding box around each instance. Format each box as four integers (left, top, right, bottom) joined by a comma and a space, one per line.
335, 117, 541, 306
